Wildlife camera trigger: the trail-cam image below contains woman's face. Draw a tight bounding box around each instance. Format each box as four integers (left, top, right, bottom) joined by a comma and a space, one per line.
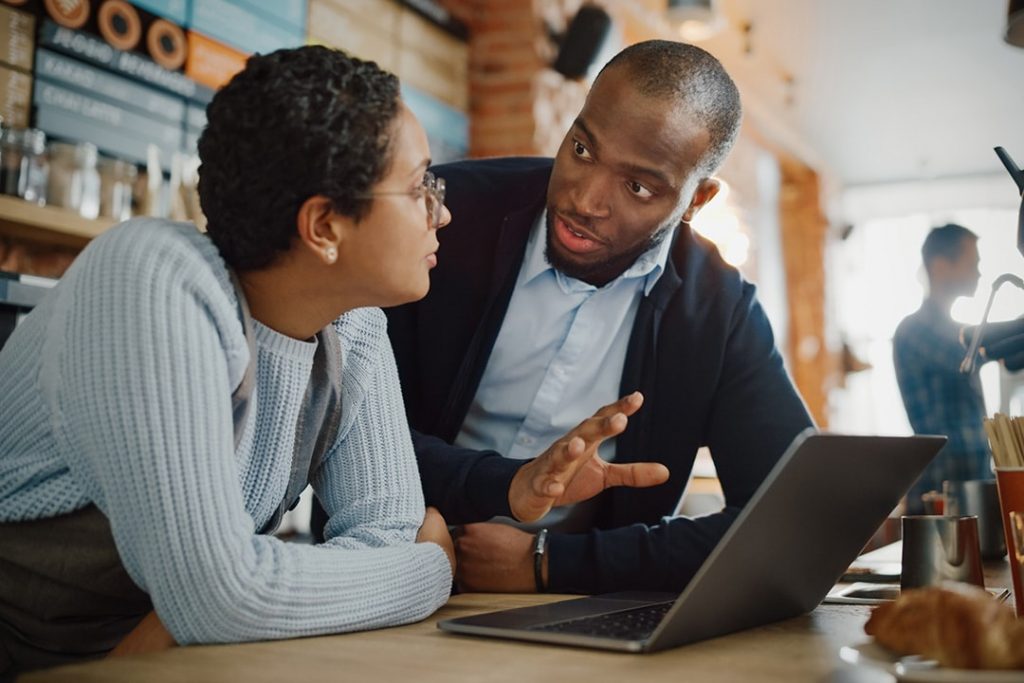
338, 104, 450, 308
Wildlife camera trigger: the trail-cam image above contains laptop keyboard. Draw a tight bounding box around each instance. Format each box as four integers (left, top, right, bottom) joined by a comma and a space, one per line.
527, 602, 673, 641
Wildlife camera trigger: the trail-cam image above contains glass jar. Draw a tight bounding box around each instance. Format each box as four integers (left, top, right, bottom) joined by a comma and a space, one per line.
98, 156, 138, 222
47, 141, 100, 219
0, 127, 48, 205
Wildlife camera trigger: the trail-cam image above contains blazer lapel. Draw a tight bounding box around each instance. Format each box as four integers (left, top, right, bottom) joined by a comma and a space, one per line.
616, 226, 685, 464
435, 199, 543, 441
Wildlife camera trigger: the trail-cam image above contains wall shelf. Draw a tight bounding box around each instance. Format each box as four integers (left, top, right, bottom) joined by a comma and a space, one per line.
0, 195, 115, 249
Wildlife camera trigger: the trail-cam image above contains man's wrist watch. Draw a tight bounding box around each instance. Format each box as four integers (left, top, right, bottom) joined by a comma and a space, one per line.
533, 528, 549, 593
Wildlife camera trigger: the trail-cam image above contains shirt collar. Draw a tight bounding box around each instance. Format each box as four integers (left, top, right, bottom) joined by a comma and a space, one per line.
521, 209, 673, 296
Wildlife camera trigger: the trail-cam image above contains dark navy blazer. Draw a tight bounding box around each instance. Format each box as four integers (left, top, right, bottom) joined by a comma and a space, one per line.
385, 157, 814, 593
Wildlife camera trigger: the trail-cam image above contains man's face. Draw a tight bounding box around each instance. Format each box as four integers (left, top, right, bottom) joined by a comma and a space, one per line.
930, 237, 981, 298
950, 238, 981, 298
545, 65, 720, 286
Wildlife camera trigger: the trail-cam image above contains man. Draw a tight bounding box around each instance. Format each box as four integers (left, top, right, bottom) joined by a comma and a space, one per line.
388, 40, 814, 594
894, 224, 990, 514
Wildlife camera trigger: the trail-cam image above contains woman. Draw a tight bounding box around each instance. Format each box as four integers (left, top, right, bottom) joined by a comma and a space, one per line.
0, 44, 650, 677
0, 46, 459, 676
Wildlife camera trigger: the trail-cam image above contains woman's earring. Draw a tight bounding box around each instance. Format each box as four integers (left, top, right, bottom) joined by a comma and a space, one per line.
325, 246, 337, 264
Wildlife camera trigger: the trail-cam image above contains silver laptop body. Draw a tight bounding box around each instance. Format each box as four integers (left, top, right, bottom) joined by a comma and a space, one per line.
438, 430, 945, 653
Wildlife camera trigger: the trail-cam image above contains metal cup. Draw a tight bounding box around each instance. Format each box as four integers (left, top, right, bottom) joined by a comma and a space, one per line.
900, 515, 985, 590
943, 479, 1007, 560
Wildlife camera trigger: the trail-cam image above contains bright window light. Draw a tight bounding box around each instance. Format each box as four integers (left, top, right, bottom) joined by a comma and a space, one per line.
690, 180, 751, 267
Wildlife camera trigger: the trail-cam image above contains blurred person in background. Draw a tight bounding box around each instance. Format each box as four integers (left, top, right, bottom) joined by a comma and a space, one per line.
894, 223, 990, 513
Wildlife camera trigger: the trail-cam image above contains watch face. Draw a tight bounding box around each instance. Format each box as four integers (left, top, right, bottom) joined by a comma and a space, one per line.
533, 528, 549, 553
533, 529, 549, 591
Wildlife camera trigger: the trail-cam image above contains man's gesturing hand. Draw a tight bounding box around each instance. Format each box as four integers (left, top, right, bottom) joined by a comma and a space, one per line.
507, 392, 669, 523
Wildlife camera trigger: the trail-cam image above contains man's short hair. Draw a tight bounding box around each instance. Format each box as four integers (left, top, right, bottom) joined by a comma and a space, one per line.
921, 223, 978, 268
198, 46, 401, 271
600, 40, 741, 177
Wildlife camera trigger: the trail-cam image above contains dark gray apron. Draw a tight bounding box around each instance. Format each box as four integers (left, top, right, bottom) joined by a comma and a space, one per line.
0, 275, 343, 679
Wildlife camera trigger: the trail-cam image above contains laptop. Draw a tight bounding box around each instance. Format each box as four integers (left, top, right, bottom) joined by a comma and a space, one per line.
438, 430, 945, 653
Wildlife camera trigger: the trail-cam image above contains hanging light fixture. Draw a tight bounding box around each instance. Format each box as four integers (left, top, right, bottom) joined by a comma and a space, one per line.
667, 0, 724, 42
1007, 0, 1024, 47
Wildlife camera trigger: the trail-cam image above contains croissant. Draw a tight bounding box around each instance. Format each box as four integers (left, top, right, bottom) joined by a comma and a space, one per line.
864, 583, 1024, 670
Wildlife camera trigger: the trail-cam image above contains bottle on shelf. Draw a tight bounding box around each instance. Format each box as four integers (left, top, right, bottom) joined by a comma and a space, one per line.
98, 156, 137, 222
47, 141, 101, 220
0, 128, 49, 206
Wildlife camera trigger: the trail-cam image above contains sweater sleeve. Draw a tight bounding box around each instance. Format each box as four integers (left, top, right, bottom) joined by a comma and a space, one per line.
43, 223, 450, 645
311, 309, 437, 550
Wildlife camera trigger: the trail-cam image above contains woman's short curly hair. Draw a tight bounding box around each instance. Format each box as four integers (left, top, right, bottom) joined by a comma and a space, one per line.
198, 46, 401, 270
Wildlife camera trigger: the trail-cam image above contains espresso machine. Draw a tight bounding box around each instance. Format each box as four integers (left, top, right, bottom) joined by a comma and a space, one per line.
959, 148, 1024, 372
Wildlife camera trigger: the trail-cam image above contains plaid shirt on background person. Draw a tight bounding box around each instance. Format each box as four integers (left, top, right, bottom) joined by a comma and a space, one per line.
893, 299, 993, 514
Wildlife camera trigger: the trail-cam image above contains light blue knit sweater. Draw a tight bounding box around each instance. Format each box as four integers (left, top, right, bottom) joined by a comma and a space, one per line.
0, 219, 451, 644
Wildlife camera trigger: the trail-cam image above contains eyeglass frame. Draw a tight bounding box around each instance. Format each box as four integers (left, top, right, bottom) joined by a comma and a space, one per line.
355, 171, 446, 230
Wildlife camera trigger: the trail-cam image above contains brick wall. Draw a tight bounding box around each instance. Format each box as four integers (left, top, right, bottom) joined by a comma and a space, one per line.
439, 0, 593, 157
778, 153, 837, 426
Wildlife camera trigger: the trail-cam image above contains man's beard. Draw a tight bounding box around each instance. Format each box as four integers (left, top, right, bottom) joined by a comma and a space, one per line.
544, 212, 677, 286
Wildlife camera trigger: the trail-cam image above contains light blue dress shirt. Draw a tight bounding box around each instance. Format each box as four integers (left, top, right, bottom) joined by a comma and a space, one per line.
455, 211, 673, 531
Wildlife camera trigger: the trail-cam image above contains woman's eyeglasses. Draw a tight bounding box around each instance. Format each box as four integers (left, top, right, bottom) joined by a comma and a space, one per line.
359, 172, 446, 230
